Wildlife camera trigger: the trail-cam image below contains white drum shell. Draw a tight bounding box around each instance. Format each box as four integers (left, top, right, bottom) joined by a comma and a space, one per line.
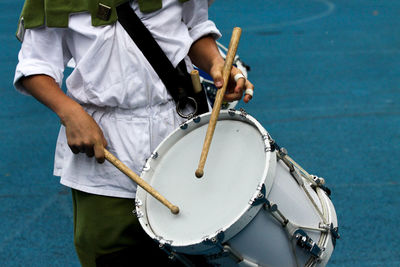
136, 110, 338, 266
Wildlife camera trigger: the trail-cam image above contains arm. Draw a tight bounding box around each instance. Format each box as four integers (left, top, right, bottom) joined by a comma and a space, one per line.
188, 35, 253, 103
21, 74, 107, 163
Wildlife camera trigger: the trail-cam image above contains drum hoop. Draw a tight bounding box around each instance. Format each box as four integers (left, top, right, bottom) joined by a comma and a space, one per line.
136, 110, 277, 253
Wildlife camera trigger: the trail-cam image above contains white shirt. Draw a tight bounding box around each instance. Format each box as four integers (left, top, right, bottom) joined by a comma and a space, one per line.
14, 0, 221, 198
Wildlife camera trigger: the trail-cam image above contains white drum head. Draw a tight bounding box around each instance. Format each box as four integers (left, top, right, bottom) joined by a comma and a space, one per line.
136, 110, 276, 253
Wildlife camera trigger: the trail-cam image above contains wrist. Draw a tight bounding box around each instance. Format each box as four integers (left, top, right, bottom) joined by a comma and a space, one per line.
56, 100, 85, 126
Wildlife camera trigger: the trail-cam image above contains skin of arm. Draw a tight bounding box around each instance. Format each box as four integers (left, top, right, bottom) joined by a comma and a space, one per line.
20, 74, 108, 163
188, 35, 254, 103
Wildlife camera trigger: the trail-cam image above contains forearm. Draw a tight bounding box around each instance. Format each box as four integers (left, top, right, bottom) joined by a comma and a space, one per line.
21, 74, 108, 162
20, 74, 84, 124
188, 35, 224, 74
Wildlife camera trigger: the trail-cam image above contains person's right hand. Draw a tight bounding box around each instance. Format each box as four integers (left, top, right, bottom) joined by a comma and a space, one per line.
61, 105, 108, 163
21, 74, 107, 163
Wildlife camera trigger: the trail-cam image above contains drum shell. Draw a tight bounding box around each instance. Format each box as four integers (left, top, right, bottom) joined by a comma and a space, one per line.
206, 160, 338, 267
136, 110, 276, 254
135, 110, 338, 266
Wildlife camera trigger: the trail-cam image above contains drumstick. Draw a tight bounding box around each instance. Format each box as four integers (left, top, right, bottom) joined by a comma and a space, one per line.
190, 70, 202, 94
104, 148, 180, 214
195, 27, 242, 178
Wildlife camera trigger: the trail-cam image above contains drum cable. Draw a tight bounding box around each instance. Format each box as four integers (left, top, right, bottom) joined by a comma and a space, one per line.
275, 149, 333, 266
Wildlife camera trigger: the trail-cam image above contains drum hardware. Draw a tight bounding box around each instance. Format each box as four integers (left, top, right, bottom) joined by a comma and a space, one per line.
293, 229, 323, 258
202, 230, 225, 250
205, 244, 265, 267
136, 110, 338, 266
132, 209, 144, 219
277, 148, 304, 186
239, 108, 248, 118
311, 176, 332, 197
220, 245, 244, 263
180, 122, 189, 130
193, 116, 201, 123
228, 108, 236, 116
262, 134, 276, 152
326, 223, 340, 247
151, 151, 159, 159
276, 147, 329, 224
177, 96, 198, 119
249, 178, 330, 264
158, 242, 196, 267
168, 252, 195, 267
133, 199, 144, 218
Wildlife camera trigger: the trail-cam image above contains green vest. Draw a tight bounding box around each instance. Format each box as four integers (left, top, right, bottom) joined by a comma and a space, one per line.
17, 0, 190, 41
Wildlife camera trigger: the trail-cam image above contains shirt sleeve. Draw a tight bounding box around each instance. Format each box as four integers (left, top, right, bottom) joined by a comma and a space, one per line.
182, 0, 221, 42
14, 26, 71, 95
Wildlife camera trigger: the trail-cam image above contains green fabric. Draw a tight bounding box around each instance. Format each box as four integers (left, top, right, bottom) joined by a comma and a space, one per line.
19, 0, 191, 29
19, 0, 128, 29
71, 189, 138, 267
71, 189, 183, 267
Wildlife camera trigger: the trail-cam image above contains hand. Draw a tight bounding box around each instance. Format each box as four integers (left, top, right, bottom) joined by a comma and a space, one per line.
61, 105, 108, 163
188, 36, 254, 104
209, 62, 254, 104
20, 74, 108, 163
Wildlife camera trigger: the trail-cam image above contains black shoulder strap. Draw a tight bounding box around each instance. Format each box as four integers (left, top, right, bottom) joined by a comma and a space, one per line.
116, 2, 190, 103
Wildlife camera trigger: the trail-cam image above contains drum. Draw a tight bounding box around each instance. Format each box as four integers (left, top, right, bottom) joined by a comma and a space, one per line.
135, 110, 339, 267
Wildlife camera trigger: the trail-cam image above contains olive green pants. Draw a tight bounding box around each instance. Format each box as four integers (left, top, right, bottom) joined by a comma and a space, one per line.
71, 189, 183, 267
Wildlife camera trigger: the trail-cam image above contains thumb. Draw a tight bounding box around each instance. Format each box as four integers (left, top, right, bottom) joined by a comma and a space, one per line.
209, 64, 224, 89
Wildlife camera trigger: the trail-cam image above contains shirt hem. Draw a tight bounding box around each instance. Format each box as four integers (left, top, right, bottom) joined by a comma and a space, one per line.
60, 178, 136, 199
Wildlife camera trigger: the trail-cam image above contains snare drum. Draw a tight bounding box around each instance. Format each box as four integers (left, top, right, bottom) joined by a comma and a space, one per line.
135, 110, 339, 267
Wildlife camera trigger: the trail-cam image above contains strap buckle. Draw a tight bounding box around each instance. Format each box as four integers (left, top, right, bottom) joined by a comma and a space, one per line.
176, 97, 198, 119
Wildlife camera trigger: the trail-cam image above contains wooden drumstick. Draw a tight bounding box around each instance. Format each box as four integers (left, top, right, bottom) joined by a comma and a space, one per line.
195, 27, 242, 178
104, 148, 180, 214
190, 70, 202, 94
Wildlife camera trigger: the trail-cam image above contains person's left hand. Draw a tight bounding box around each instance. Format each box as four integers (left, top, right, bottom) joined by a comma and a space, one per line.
209, 63, 254, 104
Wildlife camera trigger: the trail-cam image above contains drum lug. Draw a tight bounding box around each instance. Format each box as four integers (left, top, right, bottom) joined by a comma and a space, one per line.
329, 223, 340, 247
221, 245, 244, 263
206, 244, 245, 264
180, 121, 189, 130
239, 108, 247, 118
311, 175, 332, 197
318, 222, 340, 246
277, 147, 304, 186
249, 184, 268, 206
202, 230, 225, 250
207, 244, 263, 267
151, 151, 158, 159
262, 133, 275, 152
193, 116, 201, 123
158, 241, 196, 267
133, 199, 144, 218
132, 209, 143, 218
293, 229, 323, 258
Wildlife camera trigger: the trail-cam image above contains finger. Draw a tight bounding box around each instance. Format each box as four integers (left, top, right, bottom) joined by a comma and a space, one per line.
85, 146, 95, 158
209, 64, 224, 89
70, 145, 80, 154
94, 142, 105, 164
243, 80, 254, 103
233, 76, 246, 94
223, 91, 243, 102
243, 94, 252, 103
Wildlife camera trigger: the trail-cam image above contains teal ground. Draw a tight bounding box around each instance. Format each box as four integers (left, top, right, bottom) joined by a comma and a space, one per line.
1, 0, 399, 266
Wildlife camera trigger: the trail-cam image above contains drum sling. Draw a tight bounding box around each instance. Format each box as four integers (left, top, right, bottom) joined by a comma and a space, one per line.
116, 2, 209, 118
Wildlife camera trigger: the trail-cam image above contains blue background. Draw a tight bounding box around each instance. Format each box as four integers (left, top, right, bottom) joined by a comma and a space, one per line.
0, 0, 399, 266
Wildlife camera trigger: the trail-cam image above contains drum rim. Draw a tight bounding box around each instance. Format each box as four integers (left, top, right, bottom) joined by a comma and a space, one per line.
136, 109, 277, 253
